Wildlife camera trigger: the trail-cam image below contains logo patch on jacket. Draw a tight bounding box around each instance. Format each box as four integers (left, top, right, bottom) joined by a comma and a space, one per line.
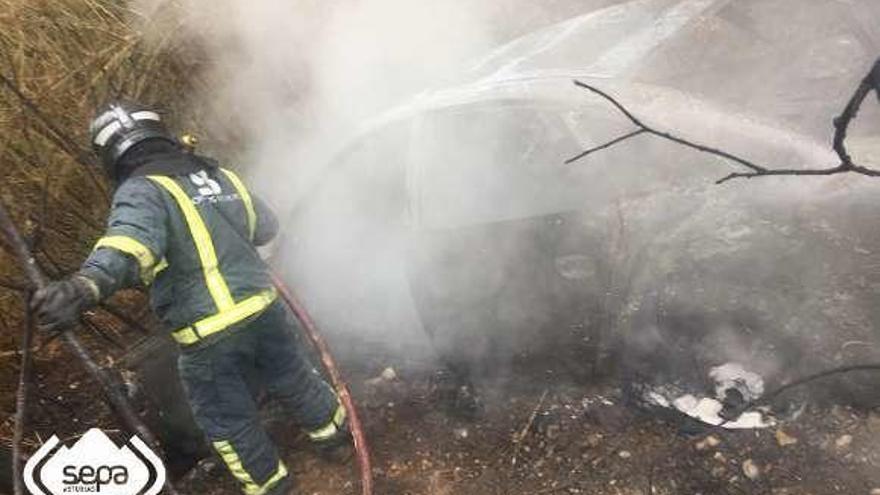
189, 170, 239, 205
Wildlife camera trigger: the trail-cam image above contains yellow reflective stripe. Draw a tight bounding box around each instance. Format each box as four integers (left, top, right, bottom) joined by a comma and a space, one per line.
308, 403, 346, 441
213, 441, 255, 488
172, 289, 277, 345
147, 175, 235, 310
253, 462, 288, 495
213, 441, 288, 495
220, 168, 257, 241
153, 258, 169, 278
94, 235, 156, 283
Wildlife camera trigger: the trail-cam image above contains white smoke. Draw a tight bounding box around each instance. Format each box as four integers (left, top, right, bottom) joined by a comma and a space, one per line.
128, 0, 610, 358
130, 0, 880, 399
132, 0, 597, 205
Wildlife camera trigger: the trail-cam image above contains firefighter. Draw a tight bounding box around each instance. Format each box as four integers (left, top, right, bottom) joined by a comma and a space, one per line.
30, 102, 349, 495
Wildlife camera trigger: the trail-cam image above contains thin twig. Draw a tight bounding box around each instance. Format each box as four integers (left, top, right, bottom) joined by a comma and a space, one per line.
833, 59, 880, 166
28, 170, 53, 251
0, 347, 44, 360
0, 306, 10, 335
81, 318, 127, 351
12, 293, 34, 495
511, 389, 548, 467
0, 278, 28, 292
565, 129, 646, 164
568, 57, 880, 184
98, 302, 152, 335
713, 164, 878, 185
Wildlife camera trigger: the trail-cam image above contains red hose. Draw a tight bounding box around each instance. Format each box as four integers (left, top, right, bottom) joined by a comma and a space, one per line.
270, 273, 373, 495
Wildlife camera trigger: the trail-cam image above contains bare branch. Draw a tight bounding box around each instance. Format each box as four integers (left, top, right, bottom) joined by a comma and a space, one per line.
713, 164, 880, 185
0, 72, 109, 199
570, 80, 767, 174
5, 143, 103, 231
565, 129, 646, 165
12, 294, 34, 495
568, 57, 880, 184
832, 60, 880, 167
0, 199, 180, 495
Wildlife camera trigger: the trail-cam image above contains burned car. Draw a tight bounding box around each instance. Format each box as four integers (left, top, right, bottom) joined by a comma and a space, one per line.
281, 0, 880, 422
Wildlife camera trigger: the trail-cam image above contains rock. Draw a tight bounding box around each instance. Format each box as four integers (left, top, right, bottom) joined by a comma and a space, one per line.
831, 405, 852, 422
585, 434, 602, 448
742, 459, 760, 480
618, 450, 632, 459
452, 466, 464, 482
453, 428, 469, 440
365, 367, 398, 386
835, 434, 853, 449
867, 414, 880, 432
696, 435, 721, 450
380, 367, 397, 381
184, 458, 220, 483
775, 429, 798, 447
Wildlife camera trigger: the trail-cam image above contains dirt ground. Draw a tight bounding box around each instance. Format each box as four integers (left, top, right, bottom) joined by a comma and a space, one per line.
6, 271, 880, 495
4, 291, 880, 495
3, 328, 880, 495
171, 360, 880, 495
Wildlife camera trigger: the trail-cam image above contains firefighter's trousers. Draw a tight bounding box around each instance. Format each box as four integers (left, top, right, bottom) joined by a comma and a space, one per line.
178, 301, 342, 495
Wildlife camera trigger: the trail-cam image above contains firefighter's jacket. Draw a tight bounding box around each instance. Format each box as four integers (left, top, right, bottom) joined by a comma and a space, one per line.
80, 163, 279, 347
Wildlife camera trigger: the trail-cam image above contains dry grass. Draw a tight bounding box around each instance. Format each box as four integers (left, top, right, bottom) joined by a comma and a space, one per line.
0, 0, 206, 441
0, 0, 202, 305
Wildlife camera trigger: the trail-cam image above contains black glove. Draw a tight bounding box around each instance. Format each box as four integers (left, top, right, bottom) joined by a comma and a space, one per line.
30, 275, 100, 332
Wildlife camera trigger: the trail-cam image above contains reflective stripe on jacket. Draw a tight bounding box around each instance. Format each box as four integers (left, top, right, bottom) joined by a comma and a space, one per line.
80, 167, 278, 345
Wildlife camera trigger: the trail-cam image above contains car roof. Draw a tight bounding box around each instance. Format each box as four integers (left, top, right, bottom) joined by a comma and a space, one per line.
348, 0, 880, 147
